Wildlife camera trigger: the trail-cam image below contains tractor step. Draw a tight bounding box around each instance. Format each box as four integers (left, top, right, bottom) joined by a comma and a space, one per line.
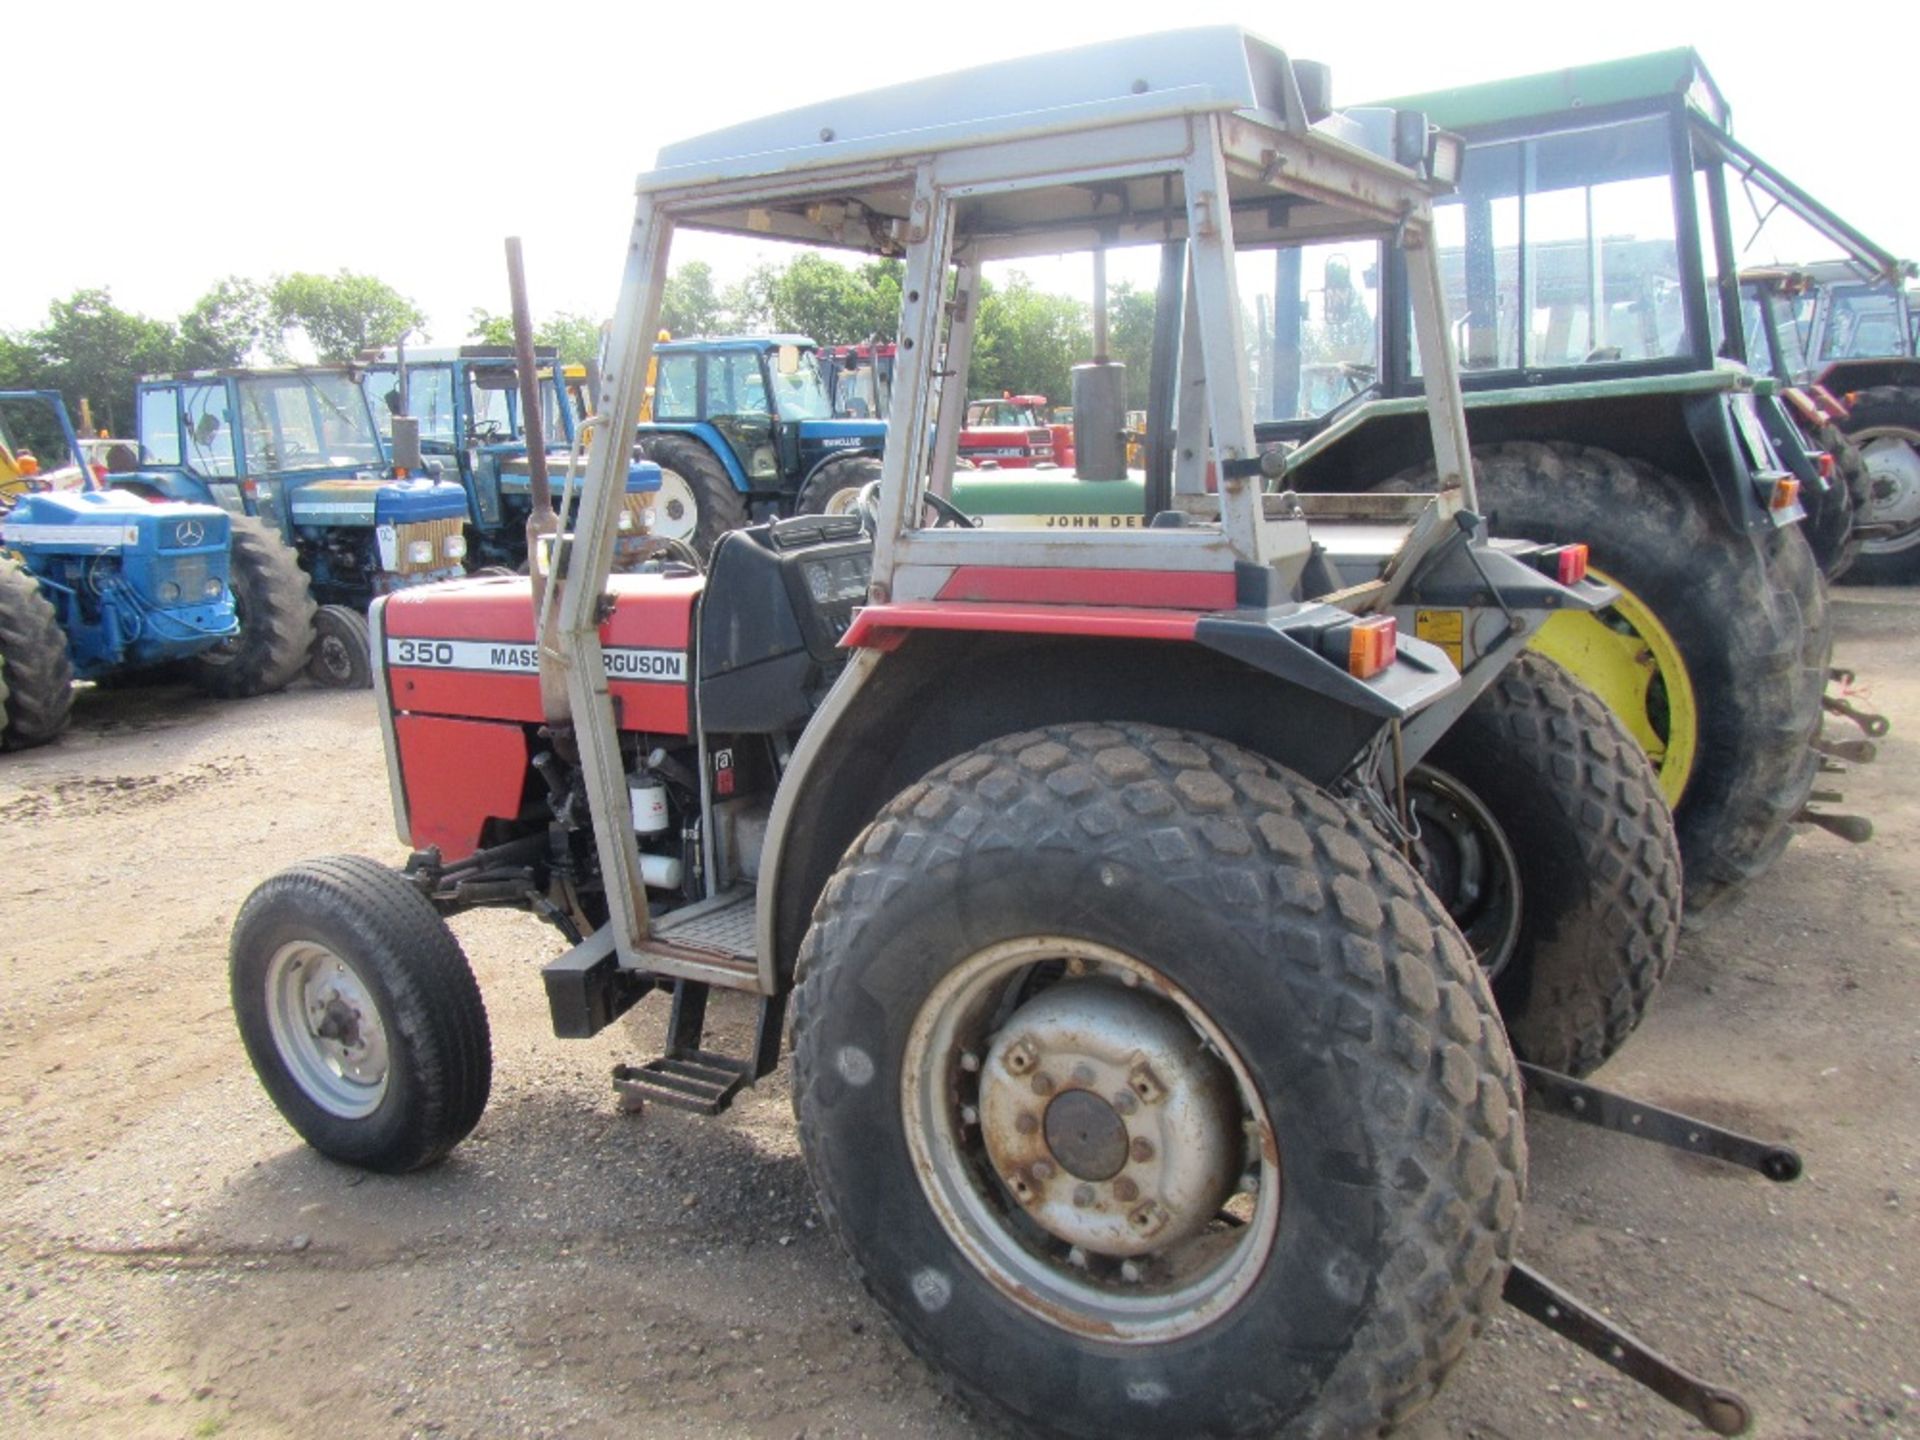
612, 1052, 750, 1115
610, 975, 787, 1120
630, 888, 760, 990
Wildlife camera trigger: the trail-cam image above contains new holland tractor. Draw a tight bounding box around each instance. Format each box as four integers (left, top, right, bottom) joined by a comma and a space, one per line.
357, 346, 666, 574
230, 29, 1797, 1439
109, 366, 470, 687
0, 390, 312, 747
636, 335, 887, 553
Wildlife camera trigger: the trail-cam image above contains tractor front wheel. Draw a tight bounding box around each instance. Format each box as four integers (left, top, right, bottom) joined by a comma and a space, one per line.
0, 558, 73, 749
1836, 385, 1920, 585
641, 435, 748, 558
188, 516, 316, 699
794, 454, 881, 518
1411, 654, 1682, 1075
792, 723, 1523, 1439
306, 604, 373, 690
231, 856, 491, 1172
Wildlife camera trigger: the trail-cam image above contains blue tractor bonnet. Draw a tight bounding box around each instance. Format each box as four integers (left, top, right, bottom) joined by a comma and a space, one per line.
286, 476, 469, 526
3, 488, 230, 556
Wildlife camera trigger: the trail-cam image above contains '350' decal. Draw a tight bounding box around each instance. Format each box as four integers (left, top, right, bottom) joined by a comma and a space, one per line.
386, 637, 686, 681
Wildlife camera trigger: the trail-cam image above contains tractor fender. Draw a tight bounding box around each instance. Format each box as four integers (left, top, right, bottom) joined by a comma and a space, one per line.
1681, 392, 1778, 534
752, 624, 1456, 992
637, 423, 752, 492
108, 468, 217, 505
797, 444, 882, 493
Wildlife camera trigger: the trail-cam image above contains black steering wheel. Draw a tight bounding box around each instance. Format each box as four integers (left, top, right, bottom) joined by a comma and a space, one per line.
855, 480, 979, 533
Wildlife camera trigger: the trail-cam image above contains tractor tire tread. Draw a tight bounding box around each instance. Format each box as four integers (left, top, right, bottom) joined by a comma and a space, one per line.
792, 722, 1525, 1439
0, 557, 75, 749
189, 516, 316, 699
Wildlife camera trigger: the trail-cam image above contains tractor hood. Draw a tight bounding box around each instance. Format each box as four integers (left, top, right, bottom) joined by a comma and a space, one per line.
2, 488, 229, 555
287, 476, 469, 528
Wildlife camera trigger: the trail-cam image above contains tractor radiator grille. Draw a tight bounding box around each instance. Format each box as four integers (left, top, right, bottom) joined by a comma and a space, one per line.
393, 517, 464, 576
622, 491, 654, 536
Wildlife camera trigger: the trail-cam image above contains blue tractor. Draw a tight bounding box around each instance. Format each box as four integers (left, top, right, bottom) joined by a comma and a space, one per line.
357, 347, 664, 572
0, 391, 313, 748
111, 366, 470, 686
638, 335, 887, 552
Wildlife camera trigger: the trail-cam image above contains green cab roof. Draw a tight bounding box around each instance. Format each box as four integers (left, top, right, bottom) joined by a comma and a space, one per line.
1375, 48, 1728, 134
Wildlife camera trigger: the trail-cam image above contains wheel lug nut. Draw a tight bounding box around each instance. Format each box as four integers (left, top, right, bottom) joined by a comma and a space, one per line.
1071, 1062, 1096, 1085
1112, 1089, 1139, 1117
960, 1051, 981, 1073
1130, 1137, 1155, 1163
1120, 1260, 1144, 1283
1113, 1176, 1139, 1202
1032, 1159, 1055, 1181
1003, 1039, 1036, 1075
1030, 1072, 1055, 1096
1073, 1183, 1095, 1208
1015, 1112, 1039, 1136
960, 1105, 978, 1126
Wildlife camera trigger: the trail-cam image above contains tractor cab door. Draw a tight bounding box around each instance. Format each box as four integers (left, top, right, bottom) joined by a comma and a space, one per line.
702, 349, 778, 488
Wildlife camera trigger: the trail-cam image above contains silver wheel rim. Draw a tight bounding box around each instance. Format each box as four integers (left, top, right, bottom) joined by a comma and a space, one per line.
264, 942, 391, 1118
1854, 424, 1920, 556
1407, 767, 1523, 981
900, 936, 1280, 1343
649, 469, 701, 543
820, 485, 866, 518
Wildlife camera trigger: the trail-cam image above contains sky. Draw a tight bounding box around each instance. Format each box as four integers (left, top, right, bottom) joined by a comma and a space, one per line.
10, 0, 1913, 343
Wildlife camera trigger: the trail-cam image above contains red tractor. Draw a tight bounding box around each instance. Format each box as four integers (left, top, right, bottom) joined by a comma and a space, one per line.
962, 392, 1076, 469
230, 29, 1792, 1440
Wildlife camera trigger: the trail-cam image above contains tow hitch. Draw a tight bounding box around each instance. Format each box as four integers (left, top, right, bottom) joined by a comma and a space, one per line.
1507, 1064, 1801, 1435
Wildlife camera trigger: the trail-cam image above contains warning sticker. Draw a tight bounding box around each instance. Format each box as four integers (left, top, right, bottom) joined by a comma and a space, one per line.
1415, 608, 1464, 669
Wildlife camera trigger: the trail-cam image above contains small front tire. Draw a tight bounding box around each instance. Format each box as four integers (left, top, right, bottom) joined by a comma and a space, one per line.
305, 604, 373, 690
231, 856, 491, 1172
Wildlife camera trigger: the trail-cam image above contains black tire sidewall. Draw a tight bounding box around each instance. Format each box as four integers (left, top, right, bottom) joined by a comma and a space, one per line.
795, 454, 881, 516
1837, 386, 1920, 585
643, 434, 749, 556
307, 605, 373, 689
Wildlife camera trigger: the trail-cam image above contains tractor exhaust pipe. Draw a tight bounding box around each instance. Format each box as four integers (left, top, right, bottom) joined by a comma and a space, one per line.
506, 237, 556, 534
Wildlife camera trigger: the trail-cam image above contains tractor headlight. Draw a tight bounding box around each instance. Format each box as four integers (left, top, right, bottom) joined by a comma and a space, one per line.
158, 580, 182, 603
444, 533, 468, 560
203, 577, 224, 599
750, 446, 778, 478
1427, 129, 1465, 187
407, 538, 435, 565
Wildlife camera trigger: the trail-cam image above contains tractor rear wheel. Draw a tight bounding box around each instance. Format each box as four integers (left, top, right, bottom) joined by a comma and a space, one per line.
187, 517, 316, 699
1812, 419, 1868, 580
306, 604, 373, 689
1406, 441, 1820, 913
795, 454, 881, 518
231, 855, 491, 1173
1836, 385, 1920, 584
792, 723, 1523, 1439
1412, 654, 1682, 1075
0, 558, 74, 749
641, 434, 748, 558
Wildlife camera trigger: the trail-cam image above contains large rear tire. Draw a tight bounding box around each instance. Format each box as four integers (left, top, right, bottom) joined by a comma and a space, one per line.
793, 723, 1523, 1439
1408, 441, 1819, 913
640, 434, 749, 558
1835, 385, 1920, 585
1413, 654, 1683, 1075
0, 558, 74, 749
187, 516, 316, 699
230, 855, 491, 1173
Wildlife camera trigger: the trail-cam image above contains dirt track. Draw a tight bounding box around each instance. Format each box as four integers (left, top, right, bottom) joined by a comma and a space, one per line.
1, 590, 1916, 1440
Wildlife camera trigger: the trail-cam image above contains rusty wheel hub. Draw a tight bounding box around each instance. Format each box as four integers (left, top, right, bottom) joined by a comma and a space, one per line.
979, 982, 1240, 1257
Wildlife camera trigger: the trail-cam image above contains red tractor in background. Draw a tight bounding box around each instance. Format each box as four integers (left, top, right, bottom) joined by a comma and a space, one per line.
228, 29, 1796, 1440
962, 392, 1075, 469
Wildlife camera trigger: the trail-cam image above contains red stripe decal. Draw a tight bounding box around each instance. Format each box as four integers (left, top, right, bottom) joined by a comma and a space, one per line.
843, 602, 1200, 649
935, 566, 1235, 609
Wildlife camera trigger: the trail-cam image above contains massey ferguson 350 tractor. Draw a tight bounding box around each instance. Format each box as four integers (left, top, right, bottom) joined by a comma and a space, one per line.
232, 29, 1797, 1439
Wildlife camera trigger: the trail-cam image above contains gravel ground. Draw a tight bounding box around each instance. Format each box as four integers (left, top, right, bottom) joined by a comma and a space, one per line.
0, 588, 1914, 1440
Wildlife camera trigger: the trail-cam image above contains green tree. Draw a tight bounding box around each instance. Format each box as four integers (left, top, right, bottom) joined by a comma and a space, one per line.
1106, 280, 1158, 409
660, 260, 722, 337
972, 272, 1091, 403
31, 289, 180, 434
268, 270, 427, 362
467, 308, 603, 366
178, 277, 270, 369
760, 253, 904, 343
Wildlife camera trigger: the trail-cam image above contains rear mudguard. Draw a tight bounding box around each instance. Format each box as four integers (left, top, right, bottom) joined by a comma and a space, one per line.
752, 616, 1457, 992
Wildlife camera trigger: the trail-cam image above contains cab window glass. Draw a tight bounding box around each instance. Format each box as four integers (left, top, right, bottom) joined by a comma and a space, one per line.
1239, 241, 1382, 421
706, 352, 767, 416
139, 387, 183, 467
183, 383, 236, 476
653, 355, 697, 420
